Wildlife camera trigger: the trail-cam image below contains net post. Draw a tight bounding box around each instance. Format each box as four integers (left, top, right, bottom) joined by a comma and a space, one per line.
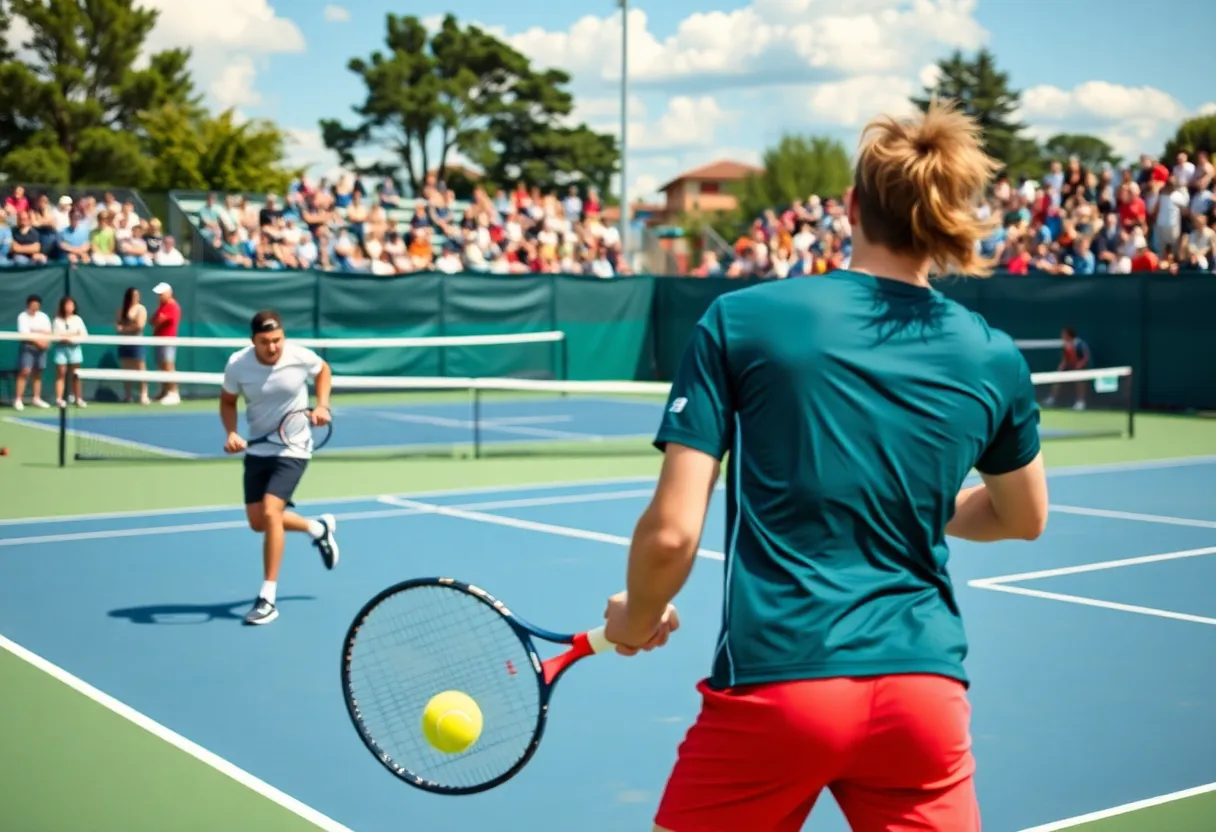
57, 400, 67, 468
472, 385, 482, 459
1127, 368, 1136, 439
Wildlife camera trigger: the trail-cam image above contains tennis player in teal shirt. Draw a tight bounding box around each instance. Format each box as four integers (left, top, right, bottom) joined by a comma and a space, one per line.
602, 101, 1050, 832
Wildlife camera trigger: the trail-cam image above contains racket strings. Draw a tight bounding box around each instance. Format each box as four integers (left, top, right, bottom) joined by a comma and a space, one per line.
278, 410, 325, 451
346, 584, 541, 789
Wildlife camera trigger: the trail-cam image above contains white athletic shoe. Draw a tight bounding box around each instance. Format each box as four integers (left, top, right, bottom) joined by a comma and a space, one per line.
313, 514, 339, 570
243, 597, 279, 625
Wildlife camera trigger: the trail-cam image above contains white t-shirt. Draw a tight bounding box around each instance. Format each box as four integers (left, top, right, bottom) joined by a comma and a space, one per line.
16, 309, 52, 345
222, 342, 324, 458
155, 248, 185, 266
53, 314, 88, 341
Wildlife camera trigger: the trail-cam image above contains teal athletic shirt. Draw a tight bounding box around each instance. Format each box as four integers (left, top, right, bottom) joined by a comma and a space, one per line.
654, 270, 1041, 691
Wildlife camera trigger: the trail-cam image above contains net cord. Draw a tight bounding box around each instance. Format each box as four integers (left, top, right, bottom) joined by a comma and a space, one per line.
71, 366, 1130, 393
0, 330, 565, 349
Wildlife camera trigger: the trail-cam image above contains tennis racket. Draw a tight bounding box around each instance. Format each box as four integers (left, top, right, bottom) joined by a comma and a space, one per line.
340, 577, 616, 795
245, 408, 332, 453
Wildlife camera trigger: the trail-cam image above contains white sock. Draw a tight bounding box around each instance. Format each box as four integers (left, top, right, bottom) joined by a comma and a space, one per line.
307, 519, 325, 539
260, 580, 277, 605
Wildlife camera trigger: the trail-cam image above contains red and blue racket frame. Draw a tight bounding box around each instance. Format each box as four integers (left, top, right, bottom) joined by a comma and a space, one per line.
339, 576, 614, 795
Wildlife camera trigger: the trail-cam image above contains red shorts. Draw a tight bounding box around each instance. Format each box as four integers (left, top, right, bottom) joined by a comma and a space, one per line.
654, 674, 979, 832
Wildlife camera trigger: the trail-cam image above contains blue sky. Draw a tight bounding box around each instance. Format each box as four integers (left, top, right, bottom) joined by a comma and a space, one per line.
149, 0, 1216, 200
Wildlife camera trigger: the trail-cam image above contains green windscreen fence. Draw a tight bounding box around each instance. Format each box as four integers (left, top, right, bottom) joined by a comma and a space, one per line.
3, 266, 1216, 411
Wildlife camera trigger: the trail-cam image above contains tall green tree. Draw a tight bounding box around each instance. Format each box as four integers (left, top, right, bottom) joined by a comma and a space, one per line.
912, 49, 1041, 177
1163, 114, 1216, 160
321, 13, 618, 196
0, 0, 296, 191
1040, 133, 1121, 170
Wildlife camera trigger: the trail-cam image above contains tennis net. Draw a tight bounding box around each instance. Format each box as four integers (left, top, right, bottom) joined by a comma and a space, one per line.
44, 366, 1134, 465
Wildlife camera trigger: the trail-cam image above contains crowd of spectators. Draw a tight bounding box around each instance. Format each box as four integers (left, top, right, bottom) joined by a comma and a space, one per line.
0, 186, 185, 268
196, 172, 630, 278
695, 151, 1216, 279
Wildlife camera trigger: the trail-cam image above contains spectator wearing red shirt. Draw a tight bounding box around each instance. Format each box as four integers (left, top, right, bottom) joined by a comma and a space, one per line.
5, 184, 29, 217
150, 281, 182, 405
1118, 182, 1146, 229
1129, 235, 1159, 273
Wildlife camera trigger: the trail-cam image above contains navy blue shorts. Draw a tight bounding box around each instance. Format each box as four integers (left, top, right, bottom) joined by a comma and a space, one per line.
243, 455, 308, 506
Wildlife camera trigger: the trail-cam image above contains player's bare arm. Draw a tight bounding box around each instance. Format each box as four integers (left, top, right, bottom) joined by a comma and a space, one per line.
947, 452, 1048, 542
219, 388, 245, 454
605, 443, 718, 654
312, 360, 332, 425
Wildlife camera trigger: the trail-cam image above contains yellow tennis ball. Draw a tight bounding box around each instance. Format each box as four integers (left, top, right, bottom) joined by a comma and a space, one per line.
421, 690, 483, 754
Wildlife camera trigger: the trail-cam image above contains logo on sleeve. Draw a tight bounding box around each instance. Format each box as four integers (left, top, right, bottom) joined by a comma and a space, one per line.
668, 397, 687, 413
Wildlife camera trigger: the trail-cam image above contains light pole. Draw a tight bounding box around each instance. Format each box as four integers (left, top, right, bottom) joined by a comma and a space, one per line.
618, 0, 630, 263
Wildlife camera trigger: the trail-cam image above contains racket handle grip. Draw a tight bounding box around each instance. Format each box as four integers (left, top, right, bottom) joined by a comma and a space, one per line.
585, 626, 614, 655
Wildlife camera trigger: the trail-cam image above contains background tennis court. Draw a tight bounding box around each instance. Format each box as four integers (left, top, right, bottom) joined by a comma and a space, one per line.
2, 395, 1215, 830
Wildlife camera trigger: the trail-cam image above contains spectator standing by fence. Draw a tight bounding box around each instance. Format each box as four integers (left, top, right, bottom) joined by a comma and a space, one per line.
51, 295, 87, 408
13, 294, 51, 411
150, 282, 181, 406
115, 287, 150, 405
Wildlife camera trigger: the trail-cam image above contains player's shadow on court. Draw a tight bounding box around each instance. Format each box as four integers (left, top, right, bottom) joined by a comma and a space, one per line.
107, 597, 316, 625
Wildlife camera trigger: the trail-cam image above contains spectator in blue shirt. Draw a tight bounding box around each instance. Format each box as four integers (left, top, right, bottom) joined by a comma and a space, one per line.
59, 212, 92, 263
1066, 236, 1096, 274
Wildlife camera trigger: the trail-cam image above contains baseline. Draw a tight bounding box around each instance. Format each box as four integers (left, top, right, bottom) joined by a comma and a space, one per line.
2, 487, 664, 548
0, 475, 662, 527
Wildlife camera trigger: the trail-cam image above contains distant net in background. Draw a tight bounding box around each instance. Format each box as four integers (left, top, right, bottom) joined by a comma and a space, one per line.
53, 370, 670, 463
41, 366, 1133, 465
1033, 366, 1134, 440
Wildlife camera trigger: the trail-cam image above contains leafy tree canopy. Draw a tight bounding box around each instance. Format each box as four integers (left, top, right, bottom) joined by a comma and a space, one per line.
1040, 133, 1121, 171
321, 13, 618, 197
912, 48, 1042, 178
0, 0, 297, 192
1164, 114, 1216, 161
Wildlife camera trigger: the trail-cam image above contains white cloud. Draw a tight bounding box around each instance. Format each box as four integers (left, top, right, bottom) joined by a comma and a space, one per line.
209, 57, 261, 110
1019, 81, 1198, 160
508, 1, 986, 89
323, 5, 350, 23
805, 75, 917, 126
141, 0, 305, 112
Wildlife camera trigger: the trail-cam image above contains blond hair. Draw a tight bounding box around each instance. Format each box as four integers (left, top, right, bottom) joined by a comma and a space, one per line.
852, 99, 1001, 276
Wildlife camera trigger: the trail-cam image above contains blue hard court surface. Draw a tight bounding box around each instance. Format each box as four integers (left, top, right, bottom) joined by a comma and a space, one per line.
1, 463, 1214, 831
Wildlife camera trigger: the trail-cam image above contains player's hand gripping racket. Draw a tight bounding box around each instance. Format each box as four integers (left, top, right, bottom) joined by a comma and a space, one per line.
340, 577, 617, 794
245, 408, 332, 453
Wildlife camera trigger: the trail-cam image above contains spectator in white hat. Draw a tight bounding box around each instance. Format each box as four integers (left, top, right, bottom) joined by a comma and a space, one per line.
150, 281, 181, 405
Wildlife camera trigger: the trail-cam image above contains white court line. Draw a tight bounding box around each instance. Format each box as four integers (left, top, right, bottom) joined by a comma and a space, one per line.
378, 495, 726, 562
367, 410, 605, 441
0, 475, 661, 527
1, 488, 661, 547
0, 633, 353, 832
971, 546, 1216, 585
969, 546, 1216, 627
1042, 454, 1216, 478
974, 582, 1216, 627
1049, 504, 1216, 529
3, 416, 201, 459
5, 453, 1216, 528
1019, 780, 1216, 831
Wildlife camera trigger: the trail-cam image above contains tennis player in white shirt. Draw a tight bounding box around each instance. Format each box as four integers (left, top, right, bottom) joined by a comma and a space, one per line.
220, 310, 339, 626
